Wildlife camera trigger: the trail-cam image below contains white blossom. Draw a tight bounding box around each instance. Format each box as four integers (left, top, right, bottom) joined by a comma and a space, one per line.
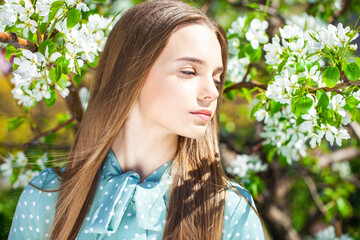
18, 0, 34, 22
330, 94, 346, 117
279, 25, 303, 39
35, 0, 52, 22
226, 57, 250, 83
263, 35, 283, 65
76, 2, 90, 12
227, 16, 246, 37
334, 128, 350, 147
33, 81, 51, 101
13, 169, 39, 188
226, 154, 267, 178
299, 108, 318, 133
79, 87, 90, 110
17, 18, 38, 38
318, 124, 338, 146
0, 153, 14, 178
245, 18, 269, 49
254, 109, 269, 123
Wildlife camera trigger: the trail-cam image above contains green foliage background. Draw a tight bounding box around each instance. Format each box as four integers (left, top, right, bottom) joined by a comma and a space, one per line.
1, 0, 360, 239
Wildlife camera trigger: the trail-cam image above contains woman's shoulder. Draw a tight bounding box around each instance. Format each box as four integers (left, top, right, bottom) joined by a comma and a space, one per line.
225, 180, 255, 209
29, 168, 62, 190
8, 168, 62, 239
223, 180, 264, 240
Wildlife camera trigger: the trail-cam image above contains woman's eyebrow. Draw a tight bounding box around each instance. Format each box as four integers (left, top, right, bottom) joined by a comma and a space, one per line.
176, 57, 223, 73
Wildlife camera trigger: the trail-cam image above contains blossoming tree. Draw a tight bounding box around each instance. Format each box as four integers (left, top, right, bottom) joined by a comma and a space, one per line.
0, 0, 359, 239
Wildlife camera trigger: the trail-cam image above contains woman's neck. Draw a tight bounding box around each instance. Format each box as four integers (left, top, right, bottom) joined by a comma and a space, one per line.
111, 107, 178, 183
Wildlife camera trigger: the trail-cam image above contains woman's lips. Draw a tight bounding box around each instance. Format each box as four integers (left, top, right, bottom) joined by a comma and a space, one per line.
191, 112, 211, 122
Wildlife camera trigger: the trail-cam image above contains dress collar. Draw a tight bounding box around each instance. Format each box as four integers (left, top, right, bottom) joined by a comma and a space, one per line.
88, 148, 173, 234
100, 148, 173, 183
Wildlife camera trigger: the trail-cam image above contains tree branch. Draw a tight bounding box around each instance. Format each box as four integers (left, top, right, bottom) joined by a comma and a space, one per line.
0, 32, 38, 52
318, 146, 360, 168
224, 81, 267, 93
328, 0, 350, 24
303, 175, 328, 217
23, 116, 75, 150
309, 80, 360, 93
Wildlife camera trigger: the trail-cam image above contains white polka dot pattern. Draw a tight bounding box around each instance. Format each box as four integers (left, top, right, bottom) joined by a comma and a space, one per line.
222, 181, 265, 239
8, 149, 265, 240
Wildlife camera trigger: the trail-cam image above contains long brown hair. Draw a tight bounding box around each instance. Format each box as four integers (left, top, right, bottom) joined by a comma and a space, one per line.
48, 0, 231, 239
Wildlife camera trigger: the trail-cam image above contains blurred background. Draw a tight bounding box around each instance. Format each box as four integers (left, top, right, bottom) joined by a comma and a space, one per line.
1, 0, 360, 239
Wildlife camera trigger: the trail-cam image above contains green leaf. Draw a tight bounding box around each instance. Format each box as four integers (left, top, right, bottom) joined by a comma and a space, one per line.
297, 96, 313, 114
270, 100, 284, 116
67, 8, 81, 29
56, 57, 70, 74
250, 102, 262, 120
227, 33, 239, 39
322, 66, 340, 88
296, 60, 306, 72
56, 74, 68, 90
44, 88, 57, 107
39, 39, 53, 56
344, 62, 360, 81
336, 197, 352, 217
239, 88, 252, 103
7, 116, 27, 131
247, 3, 260, 9
245, 44, 262, 63
88, 55, 99, 68
51, 0, 63, 9
49, 67, 61, 82
38, 22, 48, 35
5, 45, 17, 61
224, 89, 236, 101
263, 144, 275, 163
92, 0, 107, 3
296, 115, 306, 126
355, 57, 360, 67
74, 58, 81, 75
277, 57, 288, 73
9, 170, 20, 185
292, 95, 313, 115
317, 90, 329, 110
346, 95, 360, 108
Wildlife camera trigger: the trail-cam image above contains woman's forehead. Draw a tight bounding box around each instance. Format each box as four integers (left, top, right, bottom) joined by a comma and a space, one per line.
160, 24, 223, 68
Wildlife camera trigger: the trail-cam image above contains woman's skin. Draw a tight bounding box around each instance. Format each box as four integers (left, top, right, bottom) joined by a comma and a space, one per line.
111, 23, 223, 183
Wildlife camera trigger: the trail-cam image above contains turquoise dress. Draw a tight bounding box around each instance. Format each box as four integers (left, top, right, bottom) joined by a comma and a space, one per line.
8, 149, 265, 240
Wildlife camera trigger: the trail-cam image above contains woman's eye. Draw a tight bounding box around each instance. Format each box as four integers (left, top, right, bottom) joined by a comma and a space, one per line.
214, 80, 223, 87
181, 71, 196, 75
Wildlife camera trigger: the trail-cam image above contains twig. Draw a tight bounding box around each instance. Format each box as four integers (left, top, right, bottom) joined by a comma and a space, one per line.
349, 122, 360, 141
318, 147, 360, 168
0, 32, 38, 52
303, 175, 328, 217
309, 80, 360, 93
224, 81, 267, 93
328, 0, 350, 24
23, 116, 75, 151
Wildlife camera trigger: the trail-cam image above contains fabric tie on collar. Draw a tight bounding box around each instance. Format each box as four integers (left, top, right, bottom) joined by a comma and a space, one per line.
89, 150, 172, 234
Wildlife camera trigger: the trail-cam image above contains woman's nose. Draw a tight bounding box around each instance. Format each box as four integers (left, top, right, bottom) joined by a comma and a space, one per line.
198, 75, 219, 102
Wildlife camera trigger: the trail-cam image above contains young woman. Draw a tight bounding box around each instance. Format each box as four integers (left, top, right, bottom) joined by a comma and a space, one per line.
8, 0, 265, 239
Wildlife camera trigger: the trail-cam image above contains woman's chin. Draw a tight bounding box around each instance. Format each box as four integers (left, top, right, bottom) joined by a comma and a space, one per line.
179, 128, 207, 139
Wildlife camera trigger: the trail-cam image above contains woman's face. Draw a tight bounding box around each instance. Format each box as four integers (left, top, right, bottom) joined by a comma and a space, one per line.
135, 23, 223, 139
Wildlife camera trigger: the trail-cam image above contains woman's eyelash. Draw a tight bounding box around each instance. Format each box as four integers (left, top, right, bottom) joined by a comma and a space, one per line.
214, 81, 223, 87
181, 71, 222, 86
181, 71, 196, 75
